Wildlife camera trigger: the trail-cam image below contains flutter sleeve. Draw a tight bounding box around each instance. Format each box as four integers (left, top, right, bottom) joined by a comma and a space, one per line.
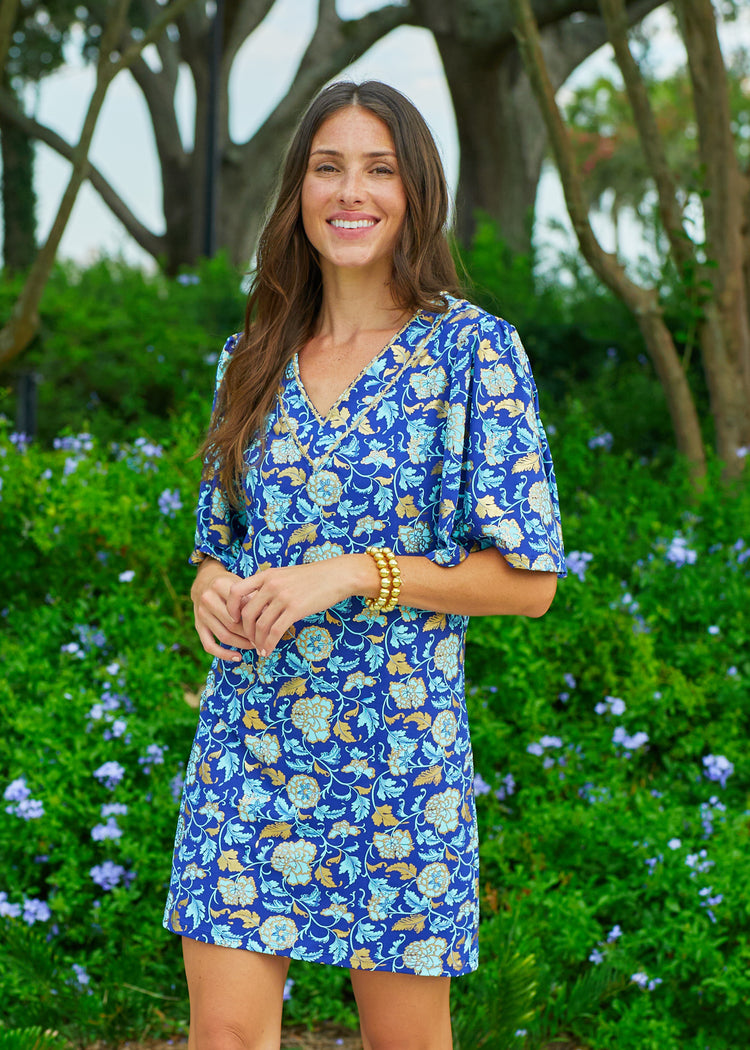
189, 334, 247, 570
426, 311, 566, 576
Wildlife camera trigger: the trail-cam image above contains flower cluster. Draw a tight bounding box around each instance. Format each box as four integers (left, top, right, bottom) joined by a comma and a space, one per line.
702, 754, 733, 788
612, 726, 649, 751
4, 778, 45, 821
566, 550, 593, 582
595, 695, 626, 716
93, 761, 126, 791
0, 891, 51, 925
158, 487, 183, 517
664, 532, 697, 567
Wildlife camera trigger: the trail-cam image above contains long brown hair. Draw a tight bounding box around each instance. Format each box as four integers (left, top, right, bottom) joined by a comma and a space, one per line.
205, 80, 460, 502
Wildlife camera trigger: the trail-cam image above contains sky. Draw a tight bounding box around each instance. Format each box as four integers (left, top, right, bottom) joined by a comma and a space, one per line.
11, 0, 750, 270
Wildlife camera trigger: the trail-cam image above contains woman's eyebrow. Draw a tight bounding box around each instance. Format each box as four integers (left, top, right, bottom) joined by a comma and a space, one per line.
309, 148, 397, 159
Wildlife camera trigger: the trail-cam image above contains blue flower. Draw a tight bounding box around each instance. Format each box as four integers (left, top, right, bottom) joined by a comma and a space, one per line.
283, 978, 294, 1001
101, 802, 128, 817
589, 948, 604, 964
473, 774, 491, 796
612, 727, 649, 750
595, 695, 626, 716
158, 488, 183, 517
91, 818, 123, 841
606, 924, 622, 942
90, 861, 128, 891
93, 761, 125, 790
588, 432, 613, 451
71, 963, 91, 986
118, 570, 135, 583
139, 743, 167, 772
667, 838, 681, 850
22, 898, 51, 925
3, 777, 30, 802
664, 533, 697, 567
14, 798, 44, 820
0, 892, 22, 918
702, 754, 733, 788
566, 550, 593, 582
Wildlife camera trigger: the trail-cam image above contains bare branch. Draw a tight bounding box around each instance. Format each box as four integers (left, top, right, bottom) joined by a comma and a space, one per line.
224, 0, 277, 69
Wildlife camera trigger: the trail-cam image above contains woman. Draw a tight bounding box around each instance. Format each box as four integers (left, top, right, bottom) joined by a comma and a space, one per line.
164, 81, 565, 1050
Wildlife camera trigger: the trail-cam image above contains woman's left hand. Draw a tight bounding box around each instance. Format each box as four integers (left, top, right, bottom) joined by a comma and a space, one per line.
225, 554, 375, 656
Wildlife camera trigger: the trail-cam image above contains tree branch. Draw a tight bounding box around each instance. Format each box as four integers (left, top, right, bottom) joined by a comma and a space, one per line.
510, 0, 705, 477
0, 0, 20, 73
223, 0, 277, 70
240, 1, 414, 156
0, 0, 197, 369
598, 0, 692, 270
0, 88, 165, 257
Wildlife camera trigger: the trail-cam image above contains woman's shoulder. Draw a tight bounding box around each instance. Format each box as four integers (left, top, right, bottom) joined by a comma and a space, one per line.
431, 296, 525, 364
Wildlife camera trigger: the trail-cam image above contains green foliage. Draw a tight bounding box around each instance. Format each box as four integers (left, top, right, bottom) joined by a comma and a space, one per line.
0, 253, 246, 446
0, 258, 748, 1048
0, 1030, 70, 1050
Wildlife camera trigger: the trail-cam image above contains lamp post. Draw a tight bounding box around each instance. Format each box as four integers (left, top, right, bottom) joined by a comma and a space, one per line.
203, 0, 224, 258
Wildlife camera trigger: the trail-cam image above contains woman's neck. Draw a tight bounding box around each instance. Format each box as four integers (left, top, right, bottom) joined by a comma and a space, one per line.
315, 264, 406, 341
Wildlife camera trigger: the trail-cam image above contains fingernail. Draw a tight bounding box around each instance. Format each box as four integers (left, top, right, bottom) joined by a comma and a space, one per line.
259, 648, 267, 658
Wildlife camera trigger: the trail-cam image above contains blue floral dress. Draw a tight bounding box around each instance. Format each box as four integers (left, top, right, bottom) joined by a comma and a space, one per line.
163, 297, 565, 976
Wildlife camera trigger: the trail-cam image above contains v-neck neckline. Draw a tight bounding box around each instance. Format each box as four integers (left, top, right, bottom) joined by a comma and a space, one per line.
292, 309, 421, 424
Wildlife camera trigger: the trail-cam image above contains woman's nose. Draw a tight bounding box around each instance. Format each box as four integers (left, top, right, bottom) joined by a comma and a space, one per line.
338, 170, 365, 205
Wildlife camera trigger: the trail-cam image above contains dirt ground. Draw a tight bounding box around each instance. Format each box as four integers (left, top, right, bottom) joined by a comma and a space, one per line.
112, 1027, 363, 1050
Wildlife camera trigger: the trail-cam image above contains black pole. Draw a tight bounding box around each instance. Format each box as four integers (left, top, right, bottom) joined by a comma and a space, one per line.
15, 371, 38, 441
203, 0, 224, 258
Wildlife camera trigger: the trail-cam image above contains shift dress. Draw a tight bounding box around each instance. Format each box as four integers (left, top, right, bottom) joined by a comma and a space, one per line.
163, 296, 565, 976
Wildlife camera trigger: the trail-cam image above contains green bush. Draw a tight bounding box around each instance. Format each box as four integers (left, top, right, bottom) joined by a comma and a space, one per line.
0, 402, 748, 1048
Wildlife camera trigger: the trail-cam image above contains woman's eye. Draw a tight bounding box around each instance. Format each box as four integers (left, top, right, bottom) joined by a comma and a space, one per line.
372, 165, 395, 176
314, 163, 337, 173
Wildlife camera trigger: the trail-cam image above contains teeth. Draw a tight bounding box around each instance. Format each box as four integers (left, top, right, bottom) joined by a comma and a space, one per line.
330, 219, 376, 229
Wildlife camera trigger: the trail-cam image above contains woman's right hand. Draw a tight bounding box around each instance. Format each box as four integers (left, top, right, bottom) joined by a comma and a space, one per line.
191, 558, 255, 662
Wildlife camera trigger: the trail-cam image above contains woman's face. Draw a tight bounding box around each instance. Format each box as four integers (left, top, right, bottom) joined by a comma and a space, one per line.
301, 106, 408, 280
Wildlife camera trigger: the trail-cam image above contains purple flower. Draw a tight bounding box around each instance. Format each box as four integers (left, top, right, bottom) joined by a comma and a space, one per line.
72, 963, 91, 986
91, 818, 123, 842
93, 761, 125, 790
606, 924, 622, 942
3, 777, 30, 803
612, 727, 649, 750
138, 743, 167, 776
588, 432, 613, 451
563, 673, 576, 690
90, 861, 127, 891
566, 550, 593, 582
176, 273, 200, 286
707, 625, 720, 636
703, 754, 734, 788
15, 798, 45, 820
527, 742, 544, 756
494, 773, 516, 801
589, 948, 604, 964
540, 735, 562, 749
101, 802, 128, 817
283, 978, 294, 1001
665, 533, 697, 567
0, 892, 22, 918
22, 898, 51, 925
158, 488, 183, 517
595, 695, 626, 716
9, 431, 30, 453
118, 570, 135, 583
667, 838, 682, 850
473, 774, 491, 796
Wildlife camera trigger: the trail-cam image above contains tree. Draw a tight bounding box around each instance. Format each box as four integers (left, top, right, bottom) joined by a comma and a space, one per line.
410, 0, 665, 252
0, 0, 198, 368
0, 0, 81, 271
0, 0, 669, 273
511, 0, 750, 476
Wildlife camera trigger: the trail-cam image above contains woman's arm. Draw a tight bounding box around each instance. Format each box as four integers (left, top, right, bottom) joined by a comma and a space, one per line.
218, 549, 557, 659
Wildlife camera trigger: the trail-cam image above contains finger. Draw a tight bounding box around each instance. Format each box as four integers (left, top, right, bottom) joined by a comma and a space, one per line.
226, 580, 261, 622
195, 624, 243, 662
196, 609, 255, 652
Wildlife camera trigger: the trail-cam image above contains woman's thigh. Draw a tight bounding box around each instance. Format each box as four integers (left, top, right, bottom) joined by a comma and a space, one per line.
349, 969, 452, 1050
182, 937, 290, 1050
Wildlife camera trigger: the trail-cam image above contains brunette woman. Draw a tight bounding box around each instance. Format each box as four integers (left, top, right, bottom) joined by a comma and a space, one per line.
164, 80, 565, 1050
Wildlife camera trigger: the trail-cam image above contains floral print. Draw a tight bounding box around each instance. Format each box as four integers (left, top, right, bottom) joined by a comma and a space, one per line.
165, 298, 565, 976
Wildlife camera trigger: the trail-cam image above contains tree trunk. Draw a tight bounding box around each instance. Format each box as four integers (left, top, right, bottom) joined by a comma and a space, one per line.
511, 0, 706, 479
676, 0, 750, 471
0, 78, 36, 273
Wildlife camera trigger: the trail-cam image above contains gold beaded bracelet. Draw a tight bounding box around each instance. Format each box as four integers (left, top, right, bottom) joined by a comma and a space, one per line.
364, 546, 402, 613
